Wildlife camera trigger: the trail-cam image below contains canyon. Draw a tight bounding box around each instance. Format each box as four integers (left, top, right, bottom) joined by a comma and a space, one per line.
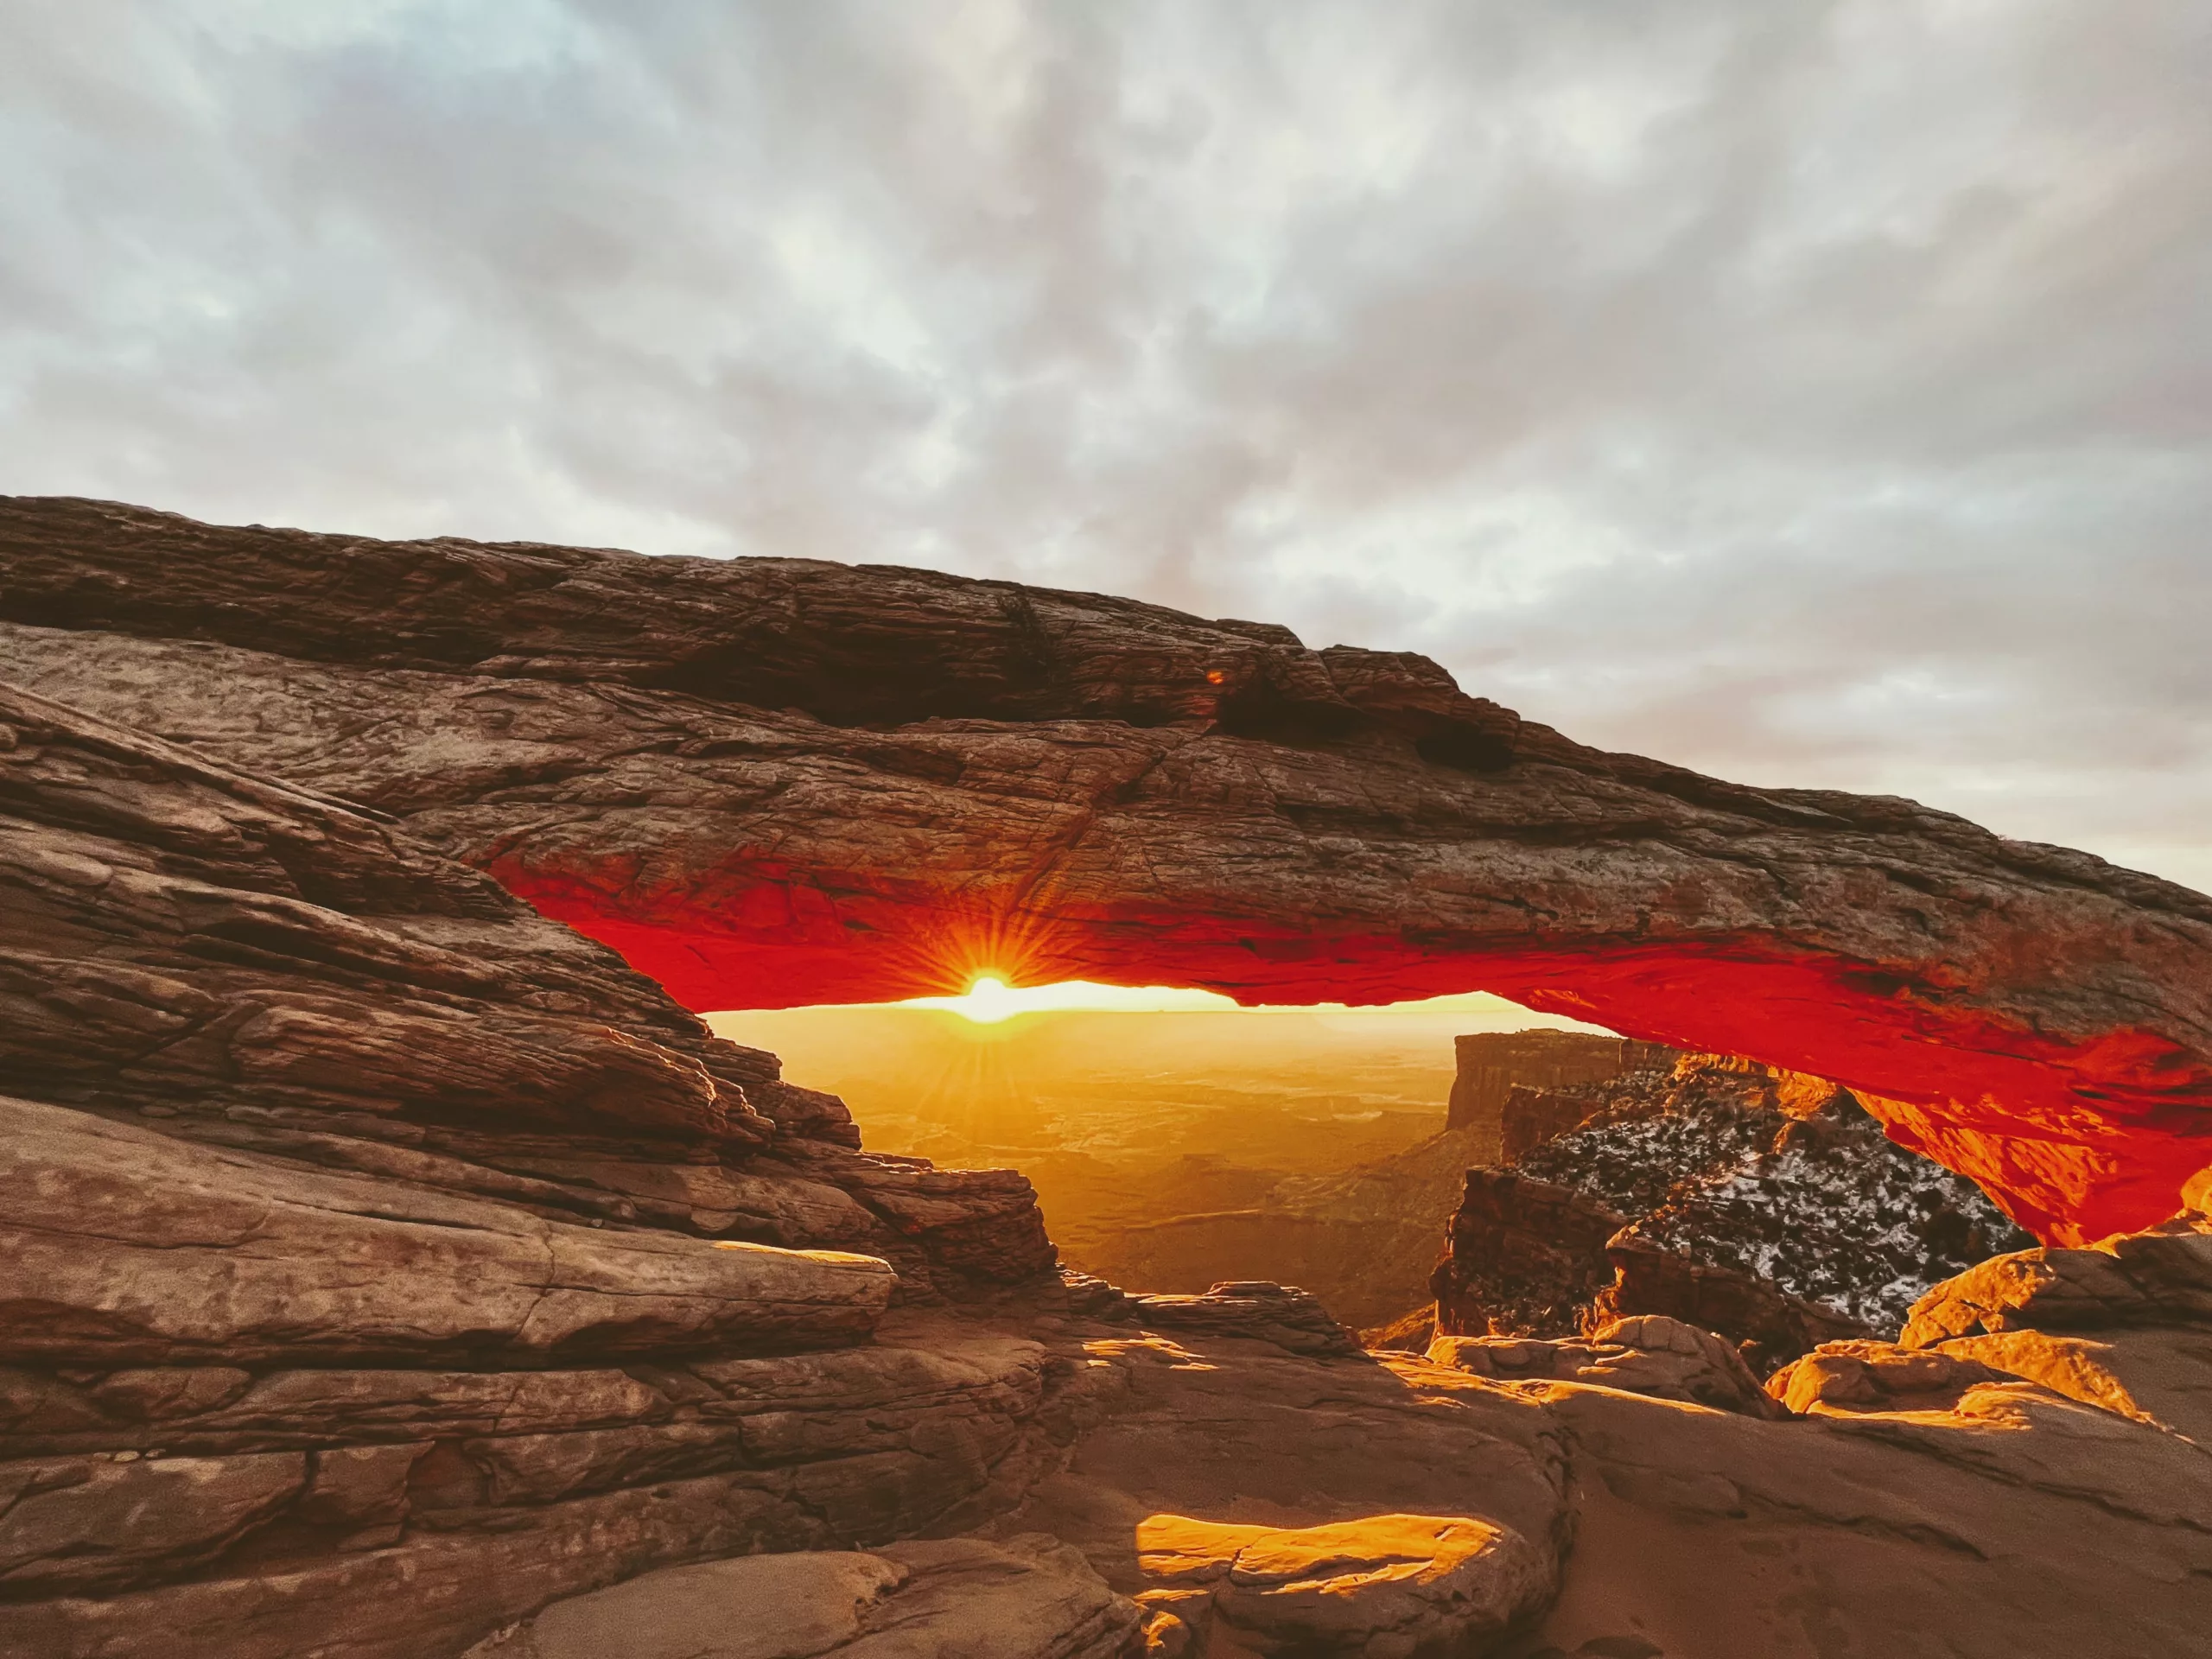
6, 495, 2212, 1656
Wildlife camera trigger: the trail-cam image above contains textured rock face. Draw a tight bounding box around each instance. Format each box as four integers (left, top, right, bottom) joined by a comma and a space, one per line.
1764, 1341, 2018, 1417
1898, 1224, 2212, 1352
1445, 1031, 1673, 1152
0, 679, 1054, 1298
2, 1094, 894, 1366
1429, 1058, 2032, 1366
461, 1535, 1143, 1659
1427, 1315, 1789, 1421
6, 497, 2212, 1241
1001, 1300, 2212, 1659
0, 683, 1067, 1657
1430, 1170, 1635, 1339
1134, 1510, 1552, 1657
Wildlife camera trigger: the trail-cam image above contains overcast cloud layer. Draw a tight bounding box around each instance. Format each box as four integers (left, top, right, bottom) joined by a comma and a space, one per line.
4, 1, 2209, 890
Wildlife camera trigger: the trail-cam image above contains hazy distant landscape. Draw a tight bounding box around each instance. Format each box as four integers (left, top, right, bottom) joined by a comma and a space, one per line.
708, 993, 1596, 1276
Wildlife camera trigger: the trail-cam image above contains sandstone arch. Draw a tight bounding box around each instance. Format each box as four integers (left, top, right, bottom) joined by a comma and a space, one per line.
5, 494, 2209, 1243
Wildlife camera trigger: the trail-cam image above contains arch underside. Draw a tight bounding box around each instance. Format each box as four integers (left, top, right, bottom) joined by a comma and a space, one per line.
5, 493, 2209, 1247
507, 869, 2210, 1249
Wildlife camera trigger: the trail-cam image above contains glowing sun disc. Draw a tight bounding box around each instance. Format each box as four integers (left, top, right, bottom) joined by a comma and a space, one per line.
904, 975, 1240, 1024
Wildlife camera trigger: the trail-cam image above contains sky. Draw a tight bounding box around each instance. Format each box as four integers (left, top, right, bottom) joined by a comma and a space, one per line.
4, 1, 2209, 893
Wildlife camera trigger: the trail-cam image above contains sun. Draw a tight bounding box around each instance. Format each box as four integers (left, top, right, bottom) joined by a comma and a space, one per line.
901, 974, 1244, 1024
942, 974, 1022, 1024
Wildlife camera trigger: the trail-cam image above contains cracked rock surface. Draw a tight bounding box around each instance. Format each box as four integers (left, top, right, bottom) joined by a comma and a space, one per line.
460, 1535, 1143, 1659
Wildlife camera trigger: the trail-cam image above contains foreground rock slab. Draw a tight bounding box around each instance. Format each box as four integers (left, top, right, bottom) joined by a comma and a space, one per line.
1136, 1511, 1550, 1657
0, 683, 1065, 1657
2, 1094, 894, 1367
461, 1535, 1141, 1659
982, 1288, 2212, 1659
1428, 1316, 1787, 1421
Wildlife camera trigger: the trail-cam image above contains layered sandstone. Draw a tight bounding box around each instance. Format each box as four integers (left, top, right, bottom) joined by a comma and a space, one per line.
997, 1281, 2212, 1658
0, 683, 1065, 1657
1428, 1058, 2031, 1366
5, 496, 2212, 1239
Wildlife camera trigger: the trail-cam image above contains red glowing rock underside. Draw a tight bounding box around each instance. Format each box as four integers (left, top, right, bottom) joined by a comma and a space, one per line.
501, 868, 2209, 1249
6, 493, 2209, 1249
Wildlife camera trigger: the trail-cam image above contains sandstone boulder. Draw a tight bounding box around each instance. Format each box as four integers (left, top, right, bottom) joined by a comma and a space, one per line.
1128, 1282, 1361, 1358
1893, 1224, 2212, 1445
1509, 1362, 2212, 1656
1933, 1326, 2212, 1445
1136, 1511, 1551, 1657
1901, 1229, 2212, 1344
1764, 1341, 2017, 1416
1429, 1316, 1786, 1420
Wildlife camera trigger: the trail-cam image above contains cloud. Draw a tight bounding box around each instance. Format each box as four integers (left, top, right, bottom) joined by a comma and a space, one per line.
3, 0, 2208, 889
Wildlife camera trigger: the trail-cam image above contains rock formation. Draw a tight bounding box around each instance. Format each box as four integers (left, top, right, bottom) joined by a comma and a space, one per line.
6, 496, 2212, 1240
459, 1535, 1144, 1659
0, 683, 1070, 1656
996, 1272, 2212, 1657
1427, 1314, 1789, 1421
10, 497, 2212, 1657
1429, 1058, 2032, 1366
1445, 1031, 1674, 1154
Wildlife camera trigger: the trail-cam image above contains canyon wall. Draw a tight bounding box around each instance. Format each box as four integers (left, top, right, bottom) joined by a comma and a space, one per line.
1443, 1030, 1675, 1154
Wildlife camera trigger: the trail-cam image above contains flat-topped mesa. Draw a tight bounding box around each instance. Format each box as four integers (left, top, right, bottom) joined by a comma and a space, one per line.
1445, 1030, 1676, 1155
6, 495, 2212, 1243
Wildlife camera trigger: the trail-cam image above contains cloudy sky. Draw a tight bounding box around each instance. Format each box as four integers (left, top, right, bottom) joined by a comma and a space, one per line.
5, 1, 2209, 892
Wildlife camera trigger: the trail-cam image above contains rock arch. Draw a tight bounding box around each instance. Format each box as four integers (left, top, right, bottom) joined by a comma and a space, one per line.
5, 494, 2210, 1244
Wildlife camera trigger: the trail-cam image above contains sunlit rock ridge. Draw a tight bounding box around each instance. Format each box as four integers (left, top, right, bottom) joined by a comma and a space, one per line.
5, 493, 2211, 1243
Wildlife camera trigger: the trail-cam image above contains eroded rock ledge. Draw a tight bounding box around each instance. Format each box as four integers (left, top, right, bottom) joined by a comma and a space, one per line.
0, 683, 1065, 1656
4, 495, 2210, 1237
